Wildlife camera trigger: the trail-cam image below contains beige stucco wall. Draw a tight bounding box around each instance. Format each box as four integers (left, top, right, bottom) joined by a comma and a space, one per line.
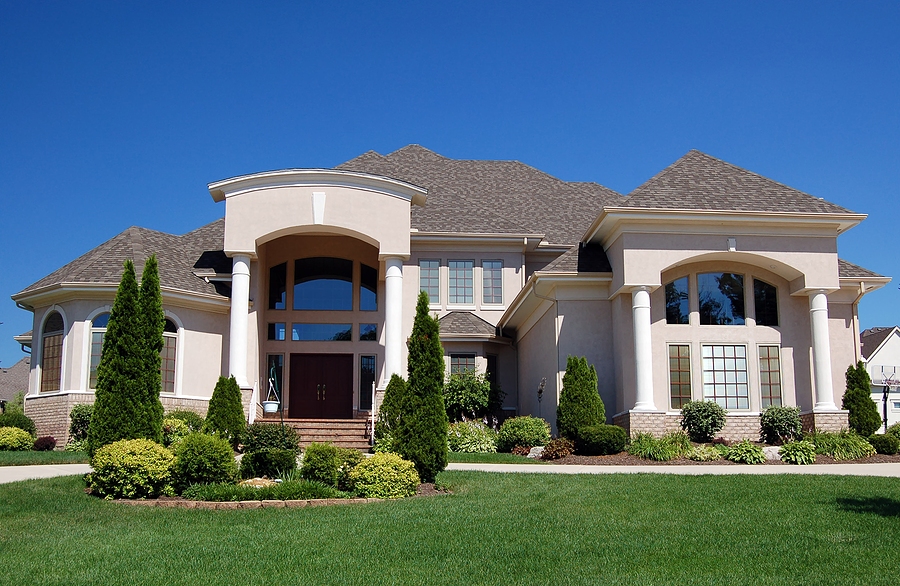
557, 297, 615, 422
515, 300, 560, 428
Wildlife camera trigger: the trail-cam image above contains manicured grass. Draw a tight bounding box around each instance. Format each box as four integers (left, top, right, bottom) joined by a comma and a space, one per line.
0, 450, 89, 466
447, 452, 544, 464
2, 472, 899, 585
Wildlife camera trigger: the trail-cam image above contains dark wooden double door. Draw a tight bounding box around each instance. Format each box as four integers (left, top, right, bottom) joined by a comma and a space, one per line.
289, 353, 353, 419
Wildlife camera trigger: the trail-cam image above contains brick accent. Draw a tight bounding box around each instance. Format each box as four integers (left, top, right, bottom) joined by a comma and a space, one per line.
613, 410, 762, 442
800, 410, 849, 433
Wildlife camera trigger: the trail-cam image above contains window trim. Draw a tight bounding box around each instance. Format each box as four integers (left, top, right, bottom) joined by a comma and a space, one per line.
449, 353, 477, 375
481, 260, 503, 305
418, 259, 441, 306
758, 344, 783, 408
39, 309, 66, 394
668, 343, 692, 410
701, 344, 750, 410
448, 260, 475, 306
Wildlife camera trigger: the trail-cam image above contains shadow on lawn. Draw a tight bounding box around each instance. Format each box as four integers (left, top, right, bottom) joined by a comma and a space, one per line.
835, 496, 900, 518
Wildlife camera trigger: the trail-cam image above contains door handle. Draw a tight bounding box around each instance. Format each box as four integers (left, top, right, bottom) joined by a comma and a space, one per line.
322, 384, 326, 401
317, 384, 322, 401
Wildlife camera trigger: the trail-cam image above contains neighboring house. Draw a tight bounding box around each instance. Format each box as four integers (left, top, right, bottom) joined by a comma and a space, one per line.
11, 146, 891, 444
0, 356, 31, 411
861, 326, 900, 431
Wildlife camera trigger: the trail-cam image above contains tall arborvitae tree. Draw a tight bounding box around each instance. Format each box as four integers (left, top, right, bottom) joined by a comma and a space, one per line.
395, 291, 448, 482
556, 355, 605, 440
137, 255, 165, 444
205, 376, 246, 449
87, 260, 145, 456
375, 374, 407, 442
843, 361, 881, 436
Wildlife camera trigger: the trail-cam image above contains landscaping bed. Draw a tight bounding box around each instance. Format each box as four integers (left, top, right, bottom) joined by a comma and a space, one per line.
549, 452, 900, 466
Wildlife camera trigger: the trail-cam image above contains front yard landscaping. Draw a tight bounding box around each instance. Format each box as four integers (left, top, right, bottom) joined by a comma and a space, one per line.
2, 471, 899, 585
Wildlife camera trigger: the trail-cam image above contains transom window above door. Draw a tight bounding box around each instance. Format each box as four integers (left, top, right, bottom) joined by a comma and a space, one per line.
294, 257, 353, 310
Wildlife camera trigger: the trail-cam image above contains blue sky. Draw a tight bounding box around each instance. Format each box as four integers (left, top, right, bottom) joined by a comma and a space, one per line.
1, 2, 897, 368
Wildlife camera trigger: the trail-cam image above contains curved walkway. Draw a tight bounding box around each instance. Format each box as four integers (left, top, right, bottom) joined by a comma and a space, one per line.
3, 462, 900, 485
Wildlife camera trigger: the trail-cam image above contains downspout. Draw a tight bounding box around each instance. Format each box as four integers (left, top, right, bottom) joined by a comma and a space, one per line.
851, 282, 867, 362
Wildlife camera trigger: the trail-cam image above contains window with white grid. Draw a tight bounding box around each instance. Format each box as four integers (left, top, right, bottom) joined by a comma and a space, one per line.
701, 344, 749, 410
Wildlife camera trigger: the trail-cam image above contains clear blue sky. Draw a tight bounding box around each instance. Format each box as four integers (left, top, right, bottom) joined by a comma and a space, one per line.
1, 2, 897, 368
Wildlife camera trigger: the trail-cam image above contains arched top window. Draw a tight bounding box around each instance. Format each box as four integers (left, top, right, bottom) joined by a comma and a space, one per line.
360, 263, 378, 311
41, 311, 64, 393
293, 257, 353, 310
88, 313, 110, 389
161, 318, 178, 394
665, 277, 690, 324
753, 279, 778, 327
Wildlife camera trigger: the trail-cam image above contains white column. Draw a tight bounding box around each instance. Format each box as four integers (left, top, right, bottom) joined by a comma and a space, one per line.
632, 286, 656, 411
383, 257, 404, 383
228, 254, 251, 388
809, 290, 837, 411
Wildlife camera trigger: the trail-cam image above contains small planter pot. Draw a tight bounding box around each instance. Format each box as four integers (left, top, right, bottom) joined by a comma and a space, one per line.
262, 401, 280, 414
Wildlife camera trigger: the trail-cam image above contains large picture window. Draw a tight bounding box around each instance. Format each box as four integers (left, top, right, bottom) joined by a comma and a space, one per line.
702, 344, 749, 409
41, 311, 64, 393
449, 260, 474, 304
698, 273, 745, 325
665, 277, 690, 325
293, 257, 353, 310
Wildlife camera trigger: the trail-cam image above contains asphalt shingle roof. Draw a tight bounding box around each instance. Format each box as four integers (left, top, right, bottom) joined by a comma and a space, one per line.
0, 357, 30, 402
860, 327, 898, 361
438, 311, 498, 337
541, 243, 612, 274
622, 150, 855, 214
838, 259, 885, 279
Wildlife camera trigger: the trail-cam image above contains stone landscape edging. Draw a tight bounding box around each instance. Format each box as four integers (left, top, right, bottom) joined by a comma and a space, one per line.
113, 497, 386, 509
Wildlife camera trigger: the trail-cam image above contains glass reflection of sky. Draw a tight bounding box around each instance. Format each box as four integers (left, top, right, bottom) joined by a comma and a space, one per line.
291, 323, 352, 341
698, 272, 745, 325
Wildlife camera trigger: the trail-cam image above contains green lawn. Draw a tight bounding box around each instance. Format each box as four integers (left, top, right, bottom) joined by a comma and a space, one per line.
0, 451, 89, 466
447, 452, 544, 464
1, 472, 899, 585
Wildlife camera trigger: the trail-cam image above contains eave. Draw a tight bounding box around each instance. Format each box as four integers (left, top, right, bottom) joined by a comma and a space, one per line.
11, 283, 231, 313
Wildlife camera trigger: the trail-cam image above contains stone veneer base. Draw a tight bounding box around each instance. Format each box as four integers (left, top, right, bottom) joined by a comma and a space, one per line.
613, 410, 765, 442
800, 410, 849, 433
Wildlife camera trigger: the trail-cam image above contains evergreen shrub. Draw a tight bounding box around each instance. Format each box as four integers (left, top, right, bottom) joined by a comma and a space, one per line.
374, 375, 406, 443
886, 422, 900, 441
240, 449, 298, 479
65, 439, 88, 453
137, 255, 165, 445
0, 427, 35, 451
496, 416, 550, 453
679, 401, 726, 442
540, 438, 574, 460
576, 424, 626, 456
759, 406, 802, 445
166, 409, 205, 432
868, 434, 899, 455
300, 442, 362, 490
806, 430, 876, 461
726, 440, 766, 464
348, 452, 420, 499
447, 421, 498, 453
778, 440, 817, 465
181, 480, 346, 502
443, 371, 492, 422
33, 436, 57, 451
172, 432, 238, 492
0, 412, 36, 437
243, 423, 301, 454
556, 355, 605, 441
372, 433, 395, 453
68, 404, 93, 442
88, 439, 175, 499
205, 376, 246, 449
842, 362, 881, 437
162, 417, 190, 448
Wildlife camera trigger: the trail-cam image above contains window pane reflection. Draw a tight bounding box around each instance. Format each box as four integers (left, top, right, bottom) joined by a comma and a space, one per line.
293, 257, 353, 310
291, 323, 352, 341
360, 264, 377, 311
698, 273, 745, 325
665, 277, 689, 324
754, 279, 778, 327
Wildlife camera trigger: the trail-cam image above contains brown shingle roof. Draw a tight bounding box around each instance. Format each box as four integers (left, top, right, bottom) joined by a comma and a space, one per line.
0, 357, 30, 402
860, 326, 899, 361
338, 145, 623, 245
541, 243, 612, 273
438, 311, 498, 337
622, 150, 855, 214
838, 259, 885, 279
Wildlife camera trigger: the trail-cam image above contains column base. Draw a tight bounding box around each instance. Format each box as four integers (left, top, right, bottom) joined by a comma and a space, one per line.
800, 410, 849, 433
613, 410, 676, 438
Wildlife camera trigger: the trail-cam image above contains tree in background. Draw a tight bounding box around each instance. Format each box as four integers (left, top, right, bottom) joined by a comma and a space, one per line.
556, 355, 605, 441
843, 361, 881, 437
87, 261, 145, 456
205, 375, 246, 449
394, 291, 448, 482
137, 255, 165, 444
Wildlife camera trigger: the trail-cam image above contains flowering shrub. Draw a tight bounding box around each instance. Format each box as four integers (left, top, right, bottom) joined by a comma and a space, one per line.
348, 452, 420, 499
447, 421, 497, 453
88, 439, 175, 499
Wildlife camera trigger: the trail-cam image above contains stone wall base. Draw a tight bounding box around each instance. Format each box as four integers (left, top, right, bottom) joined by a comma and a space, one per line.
24, 393, 211, 446
800, 410, 849, 433
613, 410, 763, 442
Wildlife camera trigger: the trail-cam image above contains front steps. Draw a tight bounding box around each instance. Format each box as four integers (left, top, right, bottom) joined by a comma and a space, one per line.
259, 417, 372, 451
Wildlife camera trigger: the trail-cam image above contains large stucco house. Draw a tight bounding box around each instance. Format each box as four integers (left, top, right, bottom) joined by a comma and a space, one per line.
12, 145, 891, 444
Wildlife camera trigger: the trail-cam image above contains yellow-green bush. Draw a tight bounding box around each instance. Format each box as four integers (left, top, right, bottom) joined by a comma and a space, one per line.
88, 439, 175, 499
0, 427, 34, 451
348, 453, 420, 499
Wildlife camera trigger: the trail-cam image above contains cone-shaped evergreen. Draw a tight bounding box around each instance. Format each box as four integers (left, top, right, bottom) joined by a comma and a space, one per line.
375, 374, 407, 441
205, 376, 246, 449
395, 291, 448, 482
556, 355, 605, 440
87, 261, 146, 456
137, 255, 165, 444
843, 361, 881, 436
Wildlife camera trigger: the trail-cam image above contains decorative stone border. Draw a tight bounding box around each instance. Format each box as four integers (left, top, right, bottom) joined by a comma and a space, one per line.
114, 497, 385, 509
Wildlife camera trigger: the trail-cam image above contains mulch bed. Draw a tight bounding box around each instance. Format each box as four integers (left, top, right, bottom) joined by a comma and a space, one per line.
546, 453, 900, 466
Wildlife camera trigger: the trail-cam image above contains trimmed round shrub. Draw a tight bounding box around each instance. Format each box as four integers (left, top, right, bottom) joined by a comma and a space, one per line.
726, 440, 766, 464
0, 412, 36, 437
779, 440, 817, 465
886, 422, 900, 441
576, 424, 626, 456
868, 434, 900, 455
686, 445, 722, 462
88, 439, 175, 499
447, 421, 498, 453
240, 449, 298, 479
0, 427, 35, 451
759, 406, 802, 445
348, 452, 420, 499
33, 436, 57, 451
166, 409, 205, 432
162, 417, 190, 448
68, 404, 93, 442
541, 438, 574, 460
556, 356, 605, 440
496, 416, 550, 453
680, 401, 726, 442
243, 422, 301, 454
172, 433, 238, 492
300, 442, 363, 490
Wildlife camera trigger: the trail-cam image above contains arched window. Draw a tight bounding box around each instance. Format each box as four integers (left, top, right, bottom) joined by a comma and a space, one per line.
161, 319, 178, 394
88, 313, 110, 389
753, 279, 778, 327
293, 257, 353, 310
665, 277, 690, 324
40, 311, 64, 393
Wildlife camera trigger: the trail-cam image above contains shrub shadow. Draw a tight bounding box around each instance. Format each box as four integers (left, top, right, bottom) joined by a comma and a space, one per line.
835, 496, 900, 518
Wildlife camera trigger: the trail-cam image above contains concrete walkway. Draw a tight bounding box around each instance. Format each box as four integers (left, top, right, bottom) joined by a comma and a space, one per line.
3, 461, 900, 485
